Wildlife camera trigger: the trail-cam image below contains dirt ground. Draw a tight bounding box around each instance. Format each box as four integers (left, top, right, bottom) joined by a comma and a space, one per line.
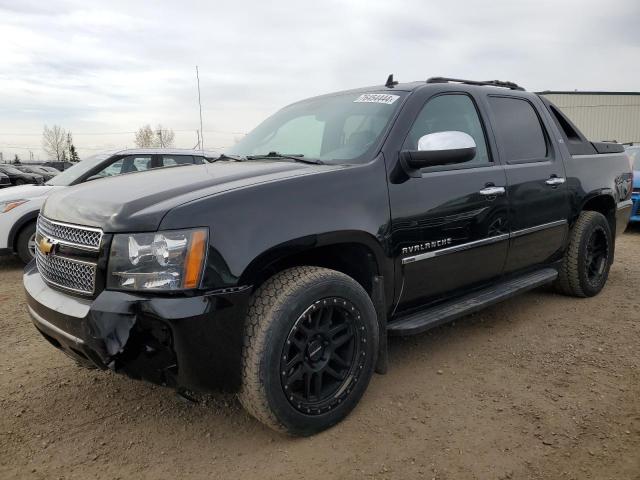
1, 228, 639, 480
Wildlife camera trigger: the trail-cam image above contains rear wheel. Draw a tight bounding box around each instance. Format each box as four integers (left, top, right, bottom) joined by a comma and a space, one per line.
15, 179, 26, 185
240, 266, 378, 436
555, 211, 612, 297
16, 221, 37, 264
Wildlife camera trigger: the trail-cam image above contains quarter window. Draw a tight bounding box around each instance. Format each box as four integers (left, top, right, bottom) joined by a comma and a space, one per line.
488, 97, 548, 161
405, 94, 491, 166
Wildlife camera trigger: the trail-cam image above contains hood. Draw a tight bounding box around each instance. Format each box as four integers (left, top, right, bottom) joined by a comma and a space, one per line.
0, 184, 57, 201
42, 161, 340, 232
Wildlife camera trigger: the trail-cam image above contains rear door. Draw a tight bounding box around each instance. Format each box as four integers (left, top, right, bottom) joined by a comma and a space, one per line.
484, 95, 570, 273
388, 91, 510, 311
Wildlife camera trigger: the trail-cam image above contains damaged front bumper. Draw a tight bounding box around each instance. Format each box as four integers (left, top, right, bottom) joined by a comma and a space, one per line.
24, 262, 251, 392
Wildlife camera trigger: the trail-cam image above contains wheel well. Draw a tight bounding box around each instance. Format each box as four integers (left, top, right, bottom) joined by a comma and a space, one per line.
11, 217, 37, 253
245, 243, 380, 296
582, 195, 616, 235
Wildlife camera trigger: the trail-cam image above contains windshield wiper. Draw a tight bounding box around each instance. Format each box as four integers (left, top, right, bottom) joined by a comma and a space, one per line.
246, 151, 324, 165
213, 153, 247, 162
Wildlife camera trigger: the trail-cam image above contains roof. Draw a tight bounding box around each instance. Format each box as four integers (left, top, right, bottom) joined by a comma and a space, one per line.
295, 78, 535, 107
538, 91, 640, 96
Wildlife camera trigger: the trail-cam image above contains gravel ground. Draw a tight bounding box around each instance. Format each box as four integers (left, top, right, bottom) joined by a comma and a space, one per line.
1, 227, 639, 479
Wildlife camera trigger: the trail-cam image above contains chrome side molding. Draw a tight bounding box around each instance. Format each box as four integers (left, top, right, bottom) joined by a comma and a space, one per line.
402, 219, 568, 265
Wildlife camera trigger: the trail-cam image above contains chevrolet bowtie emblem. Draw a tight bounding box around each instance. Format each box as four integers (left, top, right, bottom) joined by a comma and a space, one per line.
38, 237, 55, 255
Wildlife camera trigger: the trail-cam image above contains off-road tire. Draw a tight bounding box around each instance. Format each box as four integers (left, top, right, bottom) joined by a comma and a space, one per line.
239, 266, 378, 436
16, 221, 37, 264
555, 211, 612, 297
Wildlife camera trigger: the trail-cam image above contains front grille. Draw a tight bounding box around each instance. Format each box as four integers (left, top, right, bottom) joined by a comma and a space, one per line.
35, 216, 103, 295
37, 216, 103, 250
35, 248, 97, 295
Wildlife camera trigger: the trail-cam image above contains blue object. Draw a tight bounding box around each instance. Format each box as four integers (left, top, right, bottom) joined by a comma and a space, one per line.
627, 146, 640, 223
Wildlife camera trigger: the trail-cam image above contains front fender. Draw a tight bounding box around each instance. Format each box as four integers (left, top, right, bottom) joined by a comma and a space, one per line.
7, 208, 40, 252
158, 157, 394, 294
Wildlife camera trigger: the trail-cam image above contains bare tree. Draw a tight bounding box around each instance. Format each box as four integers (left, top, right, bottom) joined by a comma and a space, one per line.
134, 124, 176, 148
155, 125, 175, 148
134, 125, 155, 148
42, 125, 67, 161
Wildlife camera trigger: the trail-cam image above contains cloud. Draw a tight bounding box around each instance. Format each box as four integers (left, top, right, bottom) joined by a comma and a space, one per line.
0, 0, 638, 159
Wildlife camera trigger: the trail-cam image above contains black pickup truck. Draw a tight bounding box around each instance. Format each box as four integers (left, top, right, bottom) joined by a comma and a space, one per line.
24, 77, 633, 436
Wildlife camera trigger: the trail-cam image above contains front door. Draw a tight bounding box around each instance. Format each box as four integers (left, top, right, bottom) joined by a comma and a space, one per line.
484, 94, 570, 273
388, 92, 510, 311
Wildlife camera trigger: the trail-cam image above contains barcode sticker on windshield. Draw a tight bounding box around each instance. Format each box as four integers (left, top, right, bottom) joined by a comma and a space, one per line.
354, 93, 400, 105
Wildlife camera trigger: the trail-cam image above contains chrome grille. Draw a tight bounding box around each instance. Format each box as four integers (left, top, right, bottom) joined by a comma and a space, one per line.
37, 216, 103, 250
35, 216, 102, 295
35, 248, 97, 295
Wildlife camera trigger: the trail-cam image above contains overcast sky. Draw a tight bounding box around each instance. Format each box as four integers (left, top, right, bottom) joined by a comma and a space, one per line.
0, 0, 638, 160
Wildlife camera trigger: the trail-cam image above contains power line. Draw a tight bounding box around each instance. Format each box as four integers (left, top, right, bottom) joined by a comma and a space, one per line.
0, 129, 246, 136
0, 143, 232, 151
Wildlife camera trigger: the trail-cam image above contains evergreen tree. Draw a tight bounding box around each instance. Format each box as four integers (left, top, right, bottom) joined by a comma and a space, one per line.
66, 133, 80, 162
13, 154, 21, 164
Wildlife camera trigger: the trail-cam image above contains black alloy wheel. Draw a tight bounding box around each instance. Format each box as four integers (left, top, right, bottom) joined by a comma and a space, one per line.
584, 226, 609, 287
240, 266, 378, 436
280, 296, 366, 415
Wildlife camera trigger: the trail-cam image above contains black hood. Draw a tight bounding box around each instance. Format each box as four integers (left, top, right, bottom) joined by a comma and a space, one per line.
42, 161, 339, 232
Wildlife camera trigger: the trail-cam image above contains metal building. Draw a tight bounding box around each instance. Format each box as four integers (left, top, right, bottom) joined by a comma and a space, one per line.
539, 91, 640, 143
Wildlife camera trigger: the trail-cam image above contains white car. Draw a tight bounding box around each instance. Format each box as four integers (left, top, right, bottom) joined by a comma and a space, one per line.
0, 149, 217, 263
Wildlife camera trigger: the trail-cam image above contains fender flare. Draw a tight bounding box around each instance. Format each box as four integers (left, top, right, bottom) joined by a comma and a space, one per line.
238, 230, 393, 299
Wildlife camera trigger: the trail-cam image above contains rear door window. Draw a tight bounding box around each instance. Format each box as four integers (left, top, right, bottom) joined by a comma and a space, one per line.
488, 97, 548, 162
161, 155, 196, 167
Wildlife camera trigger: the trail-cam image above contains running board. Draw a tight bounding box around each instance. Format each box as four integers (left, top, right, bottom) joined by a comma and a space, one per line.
388, 268, 558, 336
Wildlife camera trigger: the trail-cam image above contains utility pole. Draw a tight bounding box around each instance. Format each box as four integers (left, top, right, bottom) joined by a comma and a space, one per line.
196, 66, 204, 150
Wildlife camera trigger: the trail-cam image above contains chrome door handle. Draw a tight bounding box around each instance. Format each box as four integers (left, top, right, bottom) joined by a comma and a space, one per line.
479, 186, 506, 196
545, 177, 566, 186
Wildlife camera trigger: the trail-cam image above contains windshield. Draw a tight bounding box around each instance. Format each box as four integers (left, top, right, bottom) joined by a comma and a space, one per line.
45, 153, 113, 186
227, 91, 407, 163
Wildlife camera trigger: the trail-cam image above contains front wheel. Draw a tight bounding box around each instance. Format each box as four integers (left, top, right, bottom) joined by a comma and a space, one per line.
555, 211, 613, 297
239, 266, 378, 436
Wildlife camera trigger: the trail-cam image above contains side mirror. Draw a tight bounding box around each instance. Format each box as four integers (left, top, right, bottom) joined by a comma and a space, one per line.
400, 131, 477, 175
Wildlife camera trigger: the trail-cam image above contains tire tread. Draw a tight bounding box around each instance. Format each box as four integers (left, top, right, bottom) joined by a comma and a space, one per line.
239, 266, 359, 433
555, 211, 607, 297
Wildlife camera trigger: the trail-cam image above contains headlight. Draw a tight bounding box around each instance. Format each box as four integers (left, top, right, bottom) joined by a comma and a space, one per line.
107, 228, 208, 291
0, 199, 28, 213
